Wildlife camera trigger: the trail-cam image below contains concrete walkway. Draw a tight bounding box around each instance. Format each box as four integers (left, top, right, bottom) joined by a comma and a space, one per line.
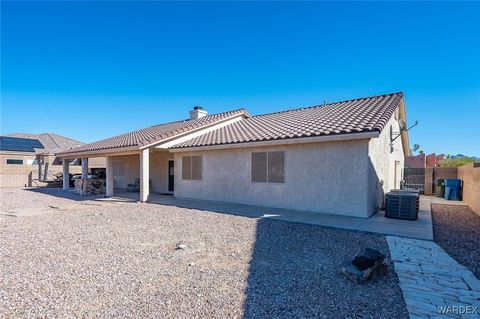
387, 236, 480, 318
105, 191, 433, 240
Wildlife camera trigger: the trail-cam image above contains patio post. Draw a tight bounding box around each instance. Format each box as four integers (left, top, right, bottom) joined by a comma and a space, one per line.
140, 149, 150, 202
62, 159, 69, 190
81, 158, 88, 179
106, 156, 114, 197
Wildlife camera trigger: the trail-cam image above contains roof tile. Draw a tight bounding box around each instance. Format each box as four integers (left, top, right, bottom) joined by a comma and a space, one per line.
173, 92, 403, 149
59, 109, 246, 154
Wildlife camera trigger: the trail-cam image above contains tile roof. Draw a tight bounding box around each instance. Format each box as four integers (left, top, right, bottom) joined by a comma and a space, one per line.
173, 92, 403, 149
59, 109, 247, 154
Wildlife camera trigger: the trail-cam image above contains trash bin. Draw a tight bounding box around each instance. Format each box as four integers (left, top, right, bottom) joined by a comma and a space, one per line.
435, 179, 444, 198
444, 179, 461, 200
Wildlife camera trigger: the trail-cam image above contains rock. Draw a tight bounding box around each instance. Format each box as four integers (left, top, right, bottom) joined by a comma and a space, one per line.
341, 260, 372, 283
341, 257, 389, 283
176, 243, 187, 250
352, 248, 385, 271
369, 260, 389, 280
188, 262, 195, 266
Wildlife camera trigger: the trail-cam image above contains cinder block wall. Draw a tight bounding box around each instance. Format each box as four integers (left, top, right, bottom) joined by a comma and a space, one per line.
424, 167, 458, 195
0, 164, 81, 188
457, 163, 480, 216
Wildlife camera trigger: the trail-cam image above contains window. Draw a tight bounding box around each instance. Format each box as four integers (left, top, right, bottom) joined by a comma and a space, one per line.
182, 155, 202, 180
251, 151, 284, 183
251, 152, 267, 182
6, 159, 23, 165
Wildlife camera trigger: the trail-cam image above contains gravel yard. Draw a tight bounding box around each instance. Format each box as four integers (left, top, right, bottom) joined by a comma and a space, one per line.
1, 188, 408, 318
431, 203, 480, 279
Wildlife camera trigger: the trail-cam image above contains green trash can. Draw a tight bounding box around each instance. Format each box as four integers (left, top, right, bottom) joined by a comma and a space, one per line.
435, 178, 444, 198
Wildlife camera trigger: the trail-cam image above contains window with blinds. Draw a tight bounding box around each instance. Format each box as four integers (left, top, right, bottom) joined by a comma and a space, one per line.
251, 151, 284, 183
182, 156, 202, 180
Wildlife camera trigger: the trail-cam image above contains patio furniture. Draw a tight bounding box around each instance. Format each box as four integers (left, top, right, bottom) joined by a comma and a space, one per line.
127, 178, 140, 192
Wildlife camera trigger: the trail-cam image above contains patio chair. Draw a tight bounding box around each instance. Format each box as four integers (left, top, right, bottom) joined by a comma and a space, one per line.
127, 178, 140, 192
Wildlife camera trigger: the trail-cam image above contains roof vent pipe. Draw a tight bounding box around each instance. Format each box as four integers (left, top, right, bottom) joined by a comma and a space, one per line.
189, 106, 208, 120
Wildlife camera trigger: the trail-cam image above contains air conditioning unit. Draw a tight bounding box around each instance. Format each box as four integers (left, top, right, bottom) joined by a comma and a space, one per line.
385, 190, 419, 220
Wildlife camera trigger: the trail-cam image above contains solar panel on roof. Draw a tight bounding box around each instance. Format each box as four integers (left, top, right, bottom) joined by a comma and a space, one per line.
0, 136, 44, 152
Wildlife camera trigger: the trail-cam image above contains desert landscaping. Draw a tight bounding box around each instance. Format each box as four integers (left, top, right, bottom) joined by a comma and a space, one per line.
0, 189, 408, 319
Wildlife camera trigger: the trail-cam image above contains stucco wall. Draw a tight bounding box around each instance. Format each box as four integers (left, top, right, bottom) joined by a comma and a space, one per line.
367, 112, 405, 211
113, 155, 140, 189
174, 139, 374, 218
150, 151, 174, 193
112, 152, 173, 193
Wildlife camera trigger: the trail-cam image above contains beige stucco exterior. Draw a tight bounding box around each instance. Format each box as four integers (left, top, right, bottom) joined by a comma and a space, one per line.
171, 110, 406, 218
367, 110, 406, 212
111, 151, 173, 193
55, 102, 408, 219
173, 139, 376, 217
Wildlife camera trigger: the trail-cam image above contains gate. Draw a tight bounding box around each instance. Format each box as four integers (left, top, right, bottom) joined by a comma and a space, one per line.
403, 168, 425, 193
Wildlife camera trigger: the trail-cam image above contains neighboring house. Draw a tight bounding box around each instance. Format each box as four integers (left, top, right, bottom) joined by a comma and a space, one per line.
0, 133, 105, 188
57, 92, 410, 218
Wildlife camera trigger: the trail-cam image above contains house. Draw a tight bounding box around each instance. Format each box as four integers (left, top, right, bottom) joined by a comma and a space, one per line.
0, 133, 105, 188
57, 92, 410, 218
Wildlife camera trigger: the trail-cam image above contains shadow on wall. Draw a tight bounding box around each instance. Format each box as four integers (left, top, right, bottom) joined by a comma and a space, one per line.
369, 156, 385, 212
241, 219, 408, 318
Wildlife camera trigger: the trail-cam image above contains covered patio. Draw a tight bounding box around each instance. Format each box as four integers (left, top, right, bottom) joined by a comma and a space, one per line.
61, 148, 174, 202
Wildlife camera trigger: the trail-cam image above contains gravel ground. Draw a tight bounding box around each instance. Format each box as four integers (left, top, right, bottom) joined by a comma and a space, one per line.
0, 188, 102, 212
431, 203, 480, 279
1, 188, 408, 319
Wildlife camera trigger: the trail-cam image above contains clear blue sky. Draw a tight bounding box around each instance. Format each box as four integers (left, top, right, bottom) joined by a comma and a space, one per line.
1, 1, 479, 156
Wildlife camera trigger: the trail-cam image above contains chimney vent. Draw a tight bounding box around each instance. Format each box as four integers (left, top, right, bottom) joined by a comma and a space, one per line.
190, 106, 208, 120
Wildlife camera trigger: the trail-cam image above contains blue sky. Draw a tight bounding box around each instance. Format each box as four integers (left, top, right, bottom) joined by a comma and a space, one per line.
1, 1, 479, 156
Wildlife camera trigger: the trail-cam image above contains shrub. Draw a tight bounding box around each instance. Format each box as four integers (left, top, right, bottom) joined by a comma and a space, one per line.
437, 157, 477, 168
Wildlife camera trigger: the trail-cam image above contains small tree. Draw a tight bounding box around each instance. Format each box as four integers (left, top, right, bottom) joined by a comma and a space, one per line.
411, 144, 420, 154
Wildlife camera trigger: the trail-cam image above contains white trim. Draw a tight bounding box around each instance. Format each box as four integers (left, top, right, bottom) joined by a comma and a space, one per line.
58, 146, 140, 159
148, 114, 245, 150
170, 131, 379, 153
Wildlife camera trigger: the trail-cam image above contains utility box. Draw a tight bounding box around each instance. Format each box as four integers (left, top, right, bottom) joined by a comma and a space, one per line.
385, 190, 419, 220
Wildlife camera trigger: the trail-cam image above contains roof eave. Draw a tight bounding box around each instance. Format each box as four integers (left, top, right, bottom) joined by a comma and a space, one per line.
56, 145, 140, 159
169, 131, 379, 152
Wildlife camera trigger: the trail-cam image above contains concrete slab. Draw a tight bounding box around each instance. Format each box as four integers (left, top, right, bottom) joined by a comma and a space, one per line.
108, 192, 433, 241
